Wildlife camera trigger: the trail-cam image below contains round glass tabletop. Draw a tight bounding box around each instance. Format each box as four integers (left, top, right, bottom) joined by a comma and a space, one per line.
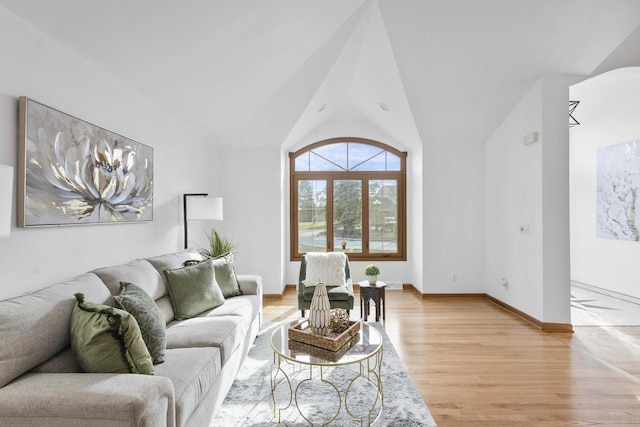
270, 320, 383, 366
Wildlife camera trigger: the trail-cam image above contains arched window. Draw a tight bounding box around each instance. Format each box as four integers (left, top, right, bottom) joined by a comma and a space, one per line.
289, 137, 407, 261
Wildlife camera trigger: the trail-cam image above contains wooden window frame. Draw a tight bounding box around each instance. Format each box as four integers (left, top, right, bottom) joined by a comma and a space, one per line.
289, 137, 407, 262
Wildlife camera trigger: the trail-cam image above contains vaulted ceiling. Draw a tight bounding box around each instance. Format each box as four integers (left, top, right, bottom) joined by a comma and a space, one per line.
2, 0, 639, 149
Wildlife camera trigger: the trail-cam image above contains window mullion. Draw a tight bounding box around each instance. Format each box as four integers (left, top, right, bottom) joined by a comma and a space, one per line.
326, 179, 333, 252
362, 179, 369, 255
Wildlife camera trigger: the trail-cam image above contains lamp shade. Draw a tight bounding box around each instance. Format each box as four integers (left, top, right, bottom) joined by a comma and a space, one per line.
188, 197, 223, 221
0, 165, 14, 237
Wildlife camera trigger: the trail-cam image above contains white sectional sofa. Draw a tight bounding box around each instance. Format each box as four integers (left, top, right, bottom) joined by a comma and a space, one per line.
0, 249, 262, 427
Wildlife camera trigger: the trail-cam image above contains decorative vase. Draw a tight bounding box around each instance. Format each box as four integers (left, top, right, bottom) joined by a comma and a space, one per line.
309, 283, 331, 336
367, 275, 378, 285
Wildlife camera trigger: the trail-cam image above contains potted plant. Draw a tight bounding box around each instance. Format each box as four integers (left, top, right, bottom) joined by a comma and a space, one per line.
364, 264, 380, 285
199, 228, 236, 259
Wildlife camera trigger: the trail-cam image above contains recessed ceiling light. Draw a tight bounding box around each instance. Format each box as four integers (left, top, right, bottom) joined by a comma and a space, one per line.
318, 103, 328, 112
379, 102, 389, 112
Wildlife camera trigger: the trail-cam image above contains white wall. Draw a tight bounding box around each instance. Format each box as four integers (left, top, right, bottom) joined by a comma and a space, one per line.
485, 76, 572, 324
422, 140, 485, 293
570, 68, 640, 299
485, 79, 543, 318
540, 77, 572, 324
0, 7, 216, 300
408, 142, 424, 291
210, 145, 283, 295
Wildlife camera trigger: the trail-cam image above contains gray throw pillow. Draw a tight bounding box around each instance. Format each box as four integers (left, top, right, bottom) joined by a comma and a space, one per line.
112, 282, 166, 364
70, 293, 154, 375
163, 258, 225, 320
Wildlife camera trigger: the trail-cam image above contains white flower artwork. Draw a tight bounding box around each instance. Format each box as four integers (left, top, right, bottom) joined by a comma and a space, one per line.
596, 139, 640, 241
18, 97, 153, 226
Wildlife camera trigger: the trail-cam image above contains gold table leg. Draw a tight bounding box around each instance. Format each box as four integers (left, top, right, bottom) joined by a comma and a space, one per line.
270, 348, 384, 426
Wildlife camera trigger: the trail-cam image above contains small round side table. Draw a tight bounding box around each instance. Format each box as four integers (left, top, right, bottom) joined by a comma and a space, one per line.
359, 280, 386, 322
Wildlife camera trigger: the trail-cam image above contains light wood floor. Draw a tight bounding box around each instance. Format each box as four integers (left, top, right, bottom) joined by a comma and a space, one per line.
263, 288, 640, 426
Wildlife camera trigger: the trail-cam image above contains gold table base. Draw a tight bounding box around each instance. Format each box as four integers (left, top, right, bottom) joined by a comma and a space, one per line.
270, 348, 384, 426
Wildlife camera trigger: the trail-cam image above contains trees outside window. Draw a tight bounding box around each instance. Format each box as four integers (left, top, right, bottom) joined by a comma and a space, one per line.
290, 138, 406, 261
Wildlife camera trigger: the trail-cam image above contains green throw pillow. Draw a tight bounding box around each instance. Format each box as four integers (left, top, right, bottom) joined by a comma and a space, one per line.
163, 258, 225, 320
70, 293, 154, 375
112, 282, 166, 365
186, 254, 242, 298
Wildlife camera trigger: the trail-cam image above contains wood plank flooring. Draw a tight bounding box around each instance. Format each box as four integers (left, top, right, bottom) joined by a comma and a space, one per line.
263, 288, 640, 426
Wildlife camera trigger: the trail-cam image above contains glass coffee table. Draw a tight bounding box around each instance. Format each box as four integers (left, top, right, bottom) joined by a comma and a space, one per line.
270, 320, 384, 426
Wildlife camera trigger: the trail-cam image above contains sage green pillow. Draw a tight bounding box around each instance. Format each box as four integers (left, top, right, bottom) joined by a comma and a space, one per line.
112, 282, 166, 365
70, 293, 154, 375
163, 258, 225, 320
191, 254, 242, 298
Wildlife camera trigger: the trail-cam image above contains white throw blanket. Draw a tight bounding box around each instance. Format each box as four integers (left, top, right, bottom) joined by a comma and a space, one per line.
303, 252, 347, 287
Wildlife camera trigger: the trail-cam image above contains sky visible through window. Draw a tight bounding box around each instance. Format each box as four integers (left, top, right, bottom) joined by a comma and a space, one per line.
295, 142, 400, 172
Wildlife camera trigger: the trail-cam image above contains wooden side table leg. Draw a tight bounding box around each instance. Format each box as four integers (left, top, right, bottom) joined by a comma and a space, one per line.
382, 289, 386, 320
360, 294, 367, 321
373, 292, 380, 322
362, 289, 374, 321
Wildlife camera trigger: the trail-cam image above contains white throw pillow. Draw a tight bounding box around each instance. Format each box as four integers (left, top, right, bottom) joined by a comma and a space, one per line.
303, 252, 347, 287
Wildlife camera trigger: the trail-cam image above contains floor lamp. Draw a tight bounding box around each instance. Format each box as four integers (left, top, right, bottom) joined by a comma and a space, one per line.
183, 193, 223, 249
0, 165, 13, 238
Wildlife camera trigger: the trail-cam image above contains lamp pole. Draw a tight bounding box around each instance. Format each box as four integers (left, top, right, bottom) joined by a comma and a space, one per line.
183, 193, 208, 249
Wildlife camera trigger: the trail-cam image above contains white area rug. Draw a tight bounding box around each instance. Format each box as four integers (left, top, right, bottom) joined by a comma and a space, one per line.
211, 322, 437, 426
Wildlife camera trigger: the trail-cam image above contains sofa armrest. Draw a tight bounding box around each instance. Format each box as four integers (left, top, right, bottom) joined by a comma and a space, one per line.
0, 373, 175, 427
237, 274, 262, 296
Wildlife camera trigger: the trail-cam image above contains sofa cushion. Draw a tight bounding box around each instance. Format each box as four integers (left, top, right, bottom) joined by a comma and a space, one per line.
70, 293, 154, 375
202, 295, 257, 330
0, 372, 174, 426
166, 315, 246, 364
0, 272, 110, 388
93, 259, 166, 300
155, 295, 176, 325
163, 259, 225, 320
146, 249, 204, 274
153, 347, 221, 427
30, 347, 82, 373
112, 282, 167, 364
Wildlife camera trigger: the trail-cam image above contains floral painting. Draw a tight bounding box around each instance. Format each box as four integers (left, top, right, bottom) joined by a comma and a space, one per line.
596, 139, 640, 241
18, 97, 153, 226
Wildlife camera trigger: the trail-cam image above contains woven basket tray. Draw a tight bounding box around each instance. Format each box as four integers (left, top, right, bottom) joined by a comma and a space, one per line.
288, 320, 360, 351
289, 334, 360, 362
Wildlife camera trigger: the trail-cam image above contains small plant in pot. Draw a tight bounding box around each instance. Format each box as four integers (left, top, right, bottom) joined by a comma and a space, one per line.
199, 228, 236, 259
364, 264, 380, 285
